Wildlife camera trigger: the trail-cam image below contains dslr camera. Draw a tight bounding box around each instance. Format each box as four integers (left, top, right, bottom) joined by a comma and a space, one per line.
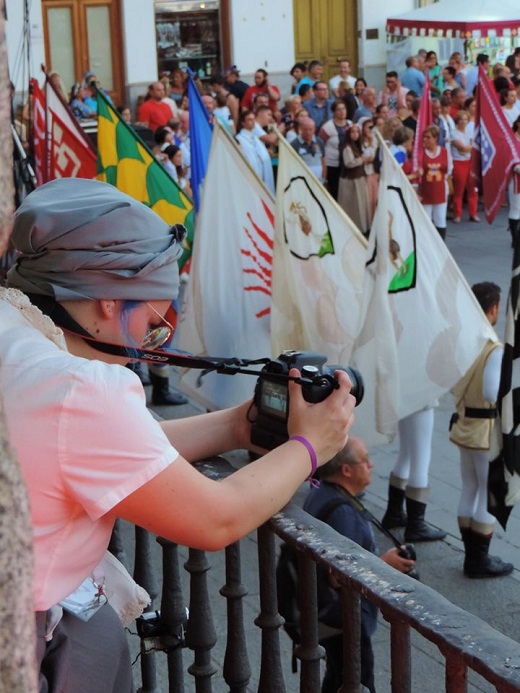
251, 350, 364, 450
398, 543, 420, 580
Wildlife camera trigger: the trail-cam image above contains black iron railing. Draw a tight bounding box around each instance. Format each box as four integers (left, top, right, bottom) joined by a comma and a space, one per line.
112, 457, 520, 693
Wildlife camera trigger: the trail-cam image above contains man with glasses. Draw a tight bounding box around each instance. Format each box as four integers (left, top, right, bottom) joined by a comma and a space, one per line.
378, 71, 409, 118
306, 81, 334, 130
304, 437, 415, 693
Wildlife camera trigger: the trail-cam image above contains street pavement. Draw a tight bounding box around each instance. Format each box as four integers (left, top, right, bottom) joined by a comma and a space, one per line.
132, 206, 520, 692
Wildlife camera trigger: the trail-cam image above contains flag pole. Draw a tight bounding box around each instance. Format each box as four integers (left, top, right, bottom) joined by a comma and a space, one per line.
39, 65, 49, 183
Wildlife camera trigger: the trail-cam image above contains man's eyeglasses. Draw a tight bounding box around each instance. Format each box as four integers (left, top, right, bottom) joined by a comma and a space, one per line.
142, 303, 175, 350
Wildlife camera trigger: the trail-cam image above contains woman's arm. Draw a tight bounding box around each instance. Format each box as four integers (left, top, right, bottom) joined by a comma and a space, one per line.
319, 123, 330, 143
342, 145, 364, 168
112, 370, 356, 550
451, 135, 470, 153
159, 400, 253, 461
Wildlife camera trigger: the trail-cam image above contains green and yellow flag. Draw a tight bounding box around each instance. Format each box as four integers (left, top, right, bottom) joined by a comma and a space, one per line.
96, 90, 194, 269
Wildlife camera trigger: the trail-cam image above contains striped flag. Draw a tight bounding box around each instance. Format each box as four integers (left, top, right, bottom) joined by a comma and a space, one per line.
96, 89, 194, 269
30, 75, 97, 185
471, 64, 520, 223
30, 79, 47, 186
45, 74, 97, 180
177, 123, 274, 410
488, 243, 520, 528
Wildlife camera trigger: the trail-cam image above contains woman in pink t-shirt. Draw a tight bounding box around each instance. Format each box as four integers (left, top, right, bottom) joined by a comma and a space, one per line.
3, 178, 356, 692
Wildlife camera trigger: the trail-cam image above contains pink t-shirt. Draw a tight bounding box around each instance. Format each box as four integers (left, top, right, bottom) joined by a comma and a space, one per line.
0, 299, 177, 610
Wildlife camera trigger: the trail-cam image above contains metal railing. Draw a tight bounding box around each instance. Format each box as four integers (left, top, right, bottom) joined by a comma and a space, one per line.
114, 457, 520, 693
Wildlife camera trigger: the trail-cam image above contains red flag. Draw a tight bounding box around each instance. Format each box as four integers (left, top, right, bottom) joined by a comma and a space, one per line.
30, 78, 48, 186
471, 64, 520, 223
411, 73, 432, 174
45, 77, 97, 180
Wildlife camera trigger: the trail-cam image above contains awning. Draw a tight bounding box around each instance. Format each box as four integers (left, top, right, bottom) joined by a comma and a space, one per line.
386, 0, 520, 39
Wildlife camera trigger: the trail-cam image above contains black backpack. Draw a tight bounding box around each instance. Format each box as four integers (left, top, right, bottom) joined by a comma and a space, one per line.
276, 498, 347, 668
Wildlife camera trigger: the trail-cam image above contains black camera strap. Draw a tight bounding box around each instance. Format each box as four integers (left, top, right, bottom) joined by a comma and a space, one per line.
330, 484, 403, 550
26, 294, 314, 386
26, 293, 237, 369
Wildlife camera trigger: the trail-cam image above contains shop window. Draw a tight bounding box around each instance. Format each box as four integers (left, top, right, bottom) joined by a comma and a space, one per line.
155, 0, 221, 79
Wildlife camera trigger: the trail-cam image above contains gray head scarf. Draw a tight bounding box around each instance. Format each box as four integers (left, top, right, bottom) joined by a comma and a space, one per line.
7, 178, 183, 301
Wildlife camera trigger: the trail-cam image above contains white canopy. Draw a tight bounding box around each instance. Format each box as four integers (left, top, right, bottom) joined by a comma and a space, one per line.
387, 0, 520, 38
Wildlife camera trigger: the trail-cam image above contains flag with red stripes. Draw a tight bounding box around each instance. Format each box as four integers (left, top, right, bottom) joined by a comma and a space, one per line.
30, 78, 47, 186
471, 64, 520, 223
178, 123, 274, 410
45, 76, 97, 180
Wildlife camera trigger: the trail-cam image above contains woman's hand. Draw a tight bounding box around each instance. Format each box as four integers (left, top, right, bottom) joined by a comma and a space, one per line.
286, 368, 356, 467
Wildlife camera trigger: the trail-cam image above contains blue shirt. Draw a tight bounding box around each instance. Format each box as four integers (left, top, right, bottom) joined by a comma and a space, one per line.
296, 76, 314, 95
306, 97, 333, 130
354, 105, 373, 122
465, 66, 479, 98
401, 67, 426, 96
304, 481, 378, 636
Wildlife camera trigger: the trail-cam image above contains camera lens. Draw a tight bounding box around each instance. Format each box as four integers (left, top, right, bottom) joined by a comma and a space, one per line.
343, 367, 364, 406
324, 365, 364, 406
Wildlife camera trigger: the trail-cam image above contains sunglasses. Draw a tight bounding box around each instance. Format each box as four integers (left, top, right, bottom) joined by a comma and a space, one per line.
142, 303, 176, 350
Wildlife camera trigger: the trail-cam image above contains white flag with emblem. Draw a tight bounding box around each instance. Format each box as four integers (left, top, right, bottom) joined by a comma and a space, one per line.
351, 137, 498, 444
271, 136, 367, 363
177, 124, 274, 410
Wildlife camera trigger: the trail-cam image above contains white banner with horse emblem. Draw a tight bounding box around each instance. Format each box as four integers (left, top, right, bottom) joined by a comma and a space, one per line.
351, 136, 497, 443
271, 136, 367, 364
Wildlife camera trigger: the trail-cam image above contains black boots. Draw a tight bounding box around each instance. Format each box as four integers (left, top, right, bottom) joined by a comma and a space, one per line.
150, 372, 188, 406
383, 482, 446, 541
382, 483, 407, 530
509, 218, 520, 248
404, 496, 447, 543
462, 529, 513, 579
436, 227, 446, 241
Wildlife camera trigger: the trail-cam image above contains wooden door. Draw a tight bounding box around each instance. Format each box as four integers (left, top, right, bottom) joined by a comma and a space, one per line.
293, 0, 358, 83
42, 0, 124, 106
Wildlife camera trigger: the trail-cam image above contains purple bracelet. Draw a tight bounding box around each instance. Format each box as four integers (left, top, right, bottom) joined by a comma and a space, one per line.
289, 435, 320, 488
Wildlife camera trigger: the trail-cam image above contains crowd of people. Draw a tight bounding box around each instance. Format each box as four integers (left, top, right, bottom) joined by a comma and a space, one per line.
16, 49, 520, 240
7, 46, 520, 693
104, 51, 518, 239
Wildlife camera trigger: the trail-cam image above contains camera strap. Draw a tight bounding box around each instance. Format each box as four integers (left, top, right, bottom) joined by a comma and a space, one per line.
331, 484, 403, 550
26, 294, 310, 385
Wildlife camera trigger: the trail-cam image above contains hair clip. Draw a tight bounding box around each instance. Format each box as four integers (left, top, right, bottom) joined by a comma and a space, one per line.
171, 224, 187, 244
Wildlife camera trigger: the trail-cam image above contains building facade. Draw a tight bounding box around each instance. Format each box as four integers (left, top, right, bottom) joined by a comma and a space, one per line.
6, 0, 421, 107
